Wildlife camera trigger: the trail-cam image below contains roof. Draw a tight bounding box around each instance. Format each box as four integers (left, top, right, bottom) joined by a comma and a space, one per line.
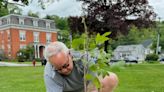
141, 39, 152, 48
114, 39, 153, 52
0, 14, 54, 22
114, 44, 144, 52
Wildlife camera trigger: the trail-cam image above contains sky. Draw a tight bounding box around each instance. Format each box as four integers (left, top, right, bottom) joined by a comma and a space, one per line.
149, 0, 164, 20
19, 0, 164, 20
20, 0, 83, 18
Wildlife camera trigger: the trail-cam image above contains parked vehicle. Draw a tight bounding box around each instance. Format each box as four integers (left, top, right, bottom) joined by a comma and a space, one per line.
160, 57, 164, 62
0, 56, 7, 61
124, 56, 138, 63
110, 57, 119, 63
110, 59, 119, 62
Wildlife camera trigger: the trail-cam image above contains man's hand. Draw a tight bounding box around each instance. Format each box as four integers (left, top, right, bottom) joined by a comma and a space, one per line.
99, 73, 118, 92
87, 83, 98, 92
87, 72, 118, 92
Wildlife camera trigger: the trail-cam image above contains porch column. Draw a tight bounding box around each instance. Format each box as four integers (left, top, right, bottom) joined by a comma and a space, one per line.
7, 17, 10, 24
37, 45, 40, 58
34, 44, 37, 58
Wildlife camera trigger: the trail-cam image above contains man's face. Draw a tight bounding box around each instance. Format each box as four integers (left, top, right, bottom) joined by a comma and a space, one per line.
49, 51, 73, 75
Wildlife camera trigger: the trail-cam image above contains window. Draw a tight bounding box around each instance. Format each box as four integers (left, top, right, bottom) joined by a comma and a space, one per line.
46, 33, 51, 43
19, 31, 26, 41
20, 44, 26, 49
33, 32, 39, 42
1, 32, 4, 43
7, 30, 10, 41
8, 44, 11, 56
33, 21, 38, 26
46, 22, 50, 28
8, 44, 11, 50
19, 19, 24, 25
2, 45, 4, 50
8, 51, 11, 56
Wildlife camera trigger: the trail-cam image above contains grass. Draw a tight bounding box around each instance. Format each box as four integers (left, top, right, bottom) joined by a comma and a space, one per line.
0, 66, 45, 92
0, 64, 164, 92
114, 64, 164, 92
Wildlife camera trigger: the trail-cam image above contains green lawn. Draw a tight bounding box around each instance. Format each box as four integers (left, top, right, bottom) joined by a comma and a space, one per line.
114, 64, 164, 92
0, 64, 164, 92
0, 66, 45, 92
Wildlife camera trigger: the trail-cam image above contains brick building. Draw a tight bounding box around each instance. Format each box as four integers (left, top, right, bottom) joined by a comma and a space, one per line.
0, 14, 57, 59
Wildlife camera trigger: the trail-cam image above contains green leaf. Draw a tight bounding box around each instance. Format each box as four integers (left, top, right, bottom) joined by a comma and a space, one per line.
89, 42, 96, 49
72, 38, 84, 50
89, 64, 97, 72
93, 77, 101, 89
98, 61, 107, 68
96, 33, 101, 44
85, 74, 94, 80
102, 71, 109, 78
95, 32, 110, 45
102, 32, 111, 37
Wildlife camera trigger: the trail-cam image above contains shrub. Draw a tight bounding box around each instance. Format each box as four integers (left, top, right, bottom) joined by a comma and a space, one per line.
145, 54, 159, 61
16, 46, 34, 62
35, 58, 41, 62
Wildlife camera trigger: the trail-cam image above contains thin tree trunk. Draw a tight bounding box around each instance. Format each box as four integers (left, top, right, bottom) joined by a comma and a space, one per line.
104, 40, 108, 53
82, 17, 89, 92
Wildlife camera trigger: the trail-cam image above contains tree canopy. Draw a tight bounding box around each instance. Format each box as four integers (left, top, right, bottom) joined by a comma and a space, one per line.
110, 26, 156, 50
68, 0, 156, 52
45, 15, 71, 47
28, 10, 39, 18
0, 0, 9, 16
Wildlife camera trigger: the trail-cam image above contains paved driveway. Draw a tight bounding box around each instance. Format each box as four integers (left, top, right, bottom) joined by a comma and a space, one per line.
0, 62, 38, 66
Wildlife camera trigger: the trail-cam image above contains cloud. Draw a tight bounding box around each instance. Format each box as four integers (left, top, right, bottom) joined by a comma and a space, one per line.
21, 0, 164, 20
149, 0, 164, 20
21, 0, 83, 18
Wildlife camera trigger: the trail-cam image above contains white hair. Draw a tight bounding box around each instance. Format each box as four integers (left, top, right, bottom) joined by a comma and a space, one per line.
44, 41, 69, 61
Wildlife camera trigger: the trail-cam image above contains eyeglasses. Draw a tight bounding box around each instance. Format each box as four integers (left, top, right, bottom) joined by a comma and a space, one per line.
54, 55, 70, 72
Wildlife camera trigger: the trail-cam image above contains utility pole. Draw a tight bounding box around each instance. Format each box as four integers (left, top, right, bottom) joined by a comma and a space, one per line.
156, 17, 160, 55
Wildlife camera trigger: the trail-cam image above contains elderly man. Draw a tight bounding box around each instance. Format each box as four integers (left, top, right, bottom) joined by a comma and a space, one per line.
44, 41, 118, 92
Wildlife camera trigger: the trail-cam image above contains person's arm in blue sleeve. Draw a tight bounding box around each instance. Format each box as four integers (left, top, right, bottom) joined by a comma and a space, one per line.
44, 75, 63, 92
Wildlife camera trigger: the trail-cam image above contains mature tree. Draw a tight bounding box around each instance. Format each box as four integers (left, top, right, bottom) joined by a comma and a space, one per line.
158, 23, 164, 51
27, 10, 39, 18
68, 16, 85, 36
0, 0, 56, 16
0, 0, 9, 16
111, 26, 156, 49
0, 0, 28, 16
0, 0, 54, 13
69, 0, 156, 52
8, 4, 22, 15
78, 0, 156, 34
11, 0, 58, 9
45, 15, 71, 47
45, 15, 69, 30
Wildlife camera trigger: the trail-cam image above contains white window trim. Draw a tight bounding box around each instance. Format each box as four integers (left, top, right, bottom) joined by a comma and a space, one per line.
46, 33, 51, 43
19, 31, 26, 41
33, 32, 39, 42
